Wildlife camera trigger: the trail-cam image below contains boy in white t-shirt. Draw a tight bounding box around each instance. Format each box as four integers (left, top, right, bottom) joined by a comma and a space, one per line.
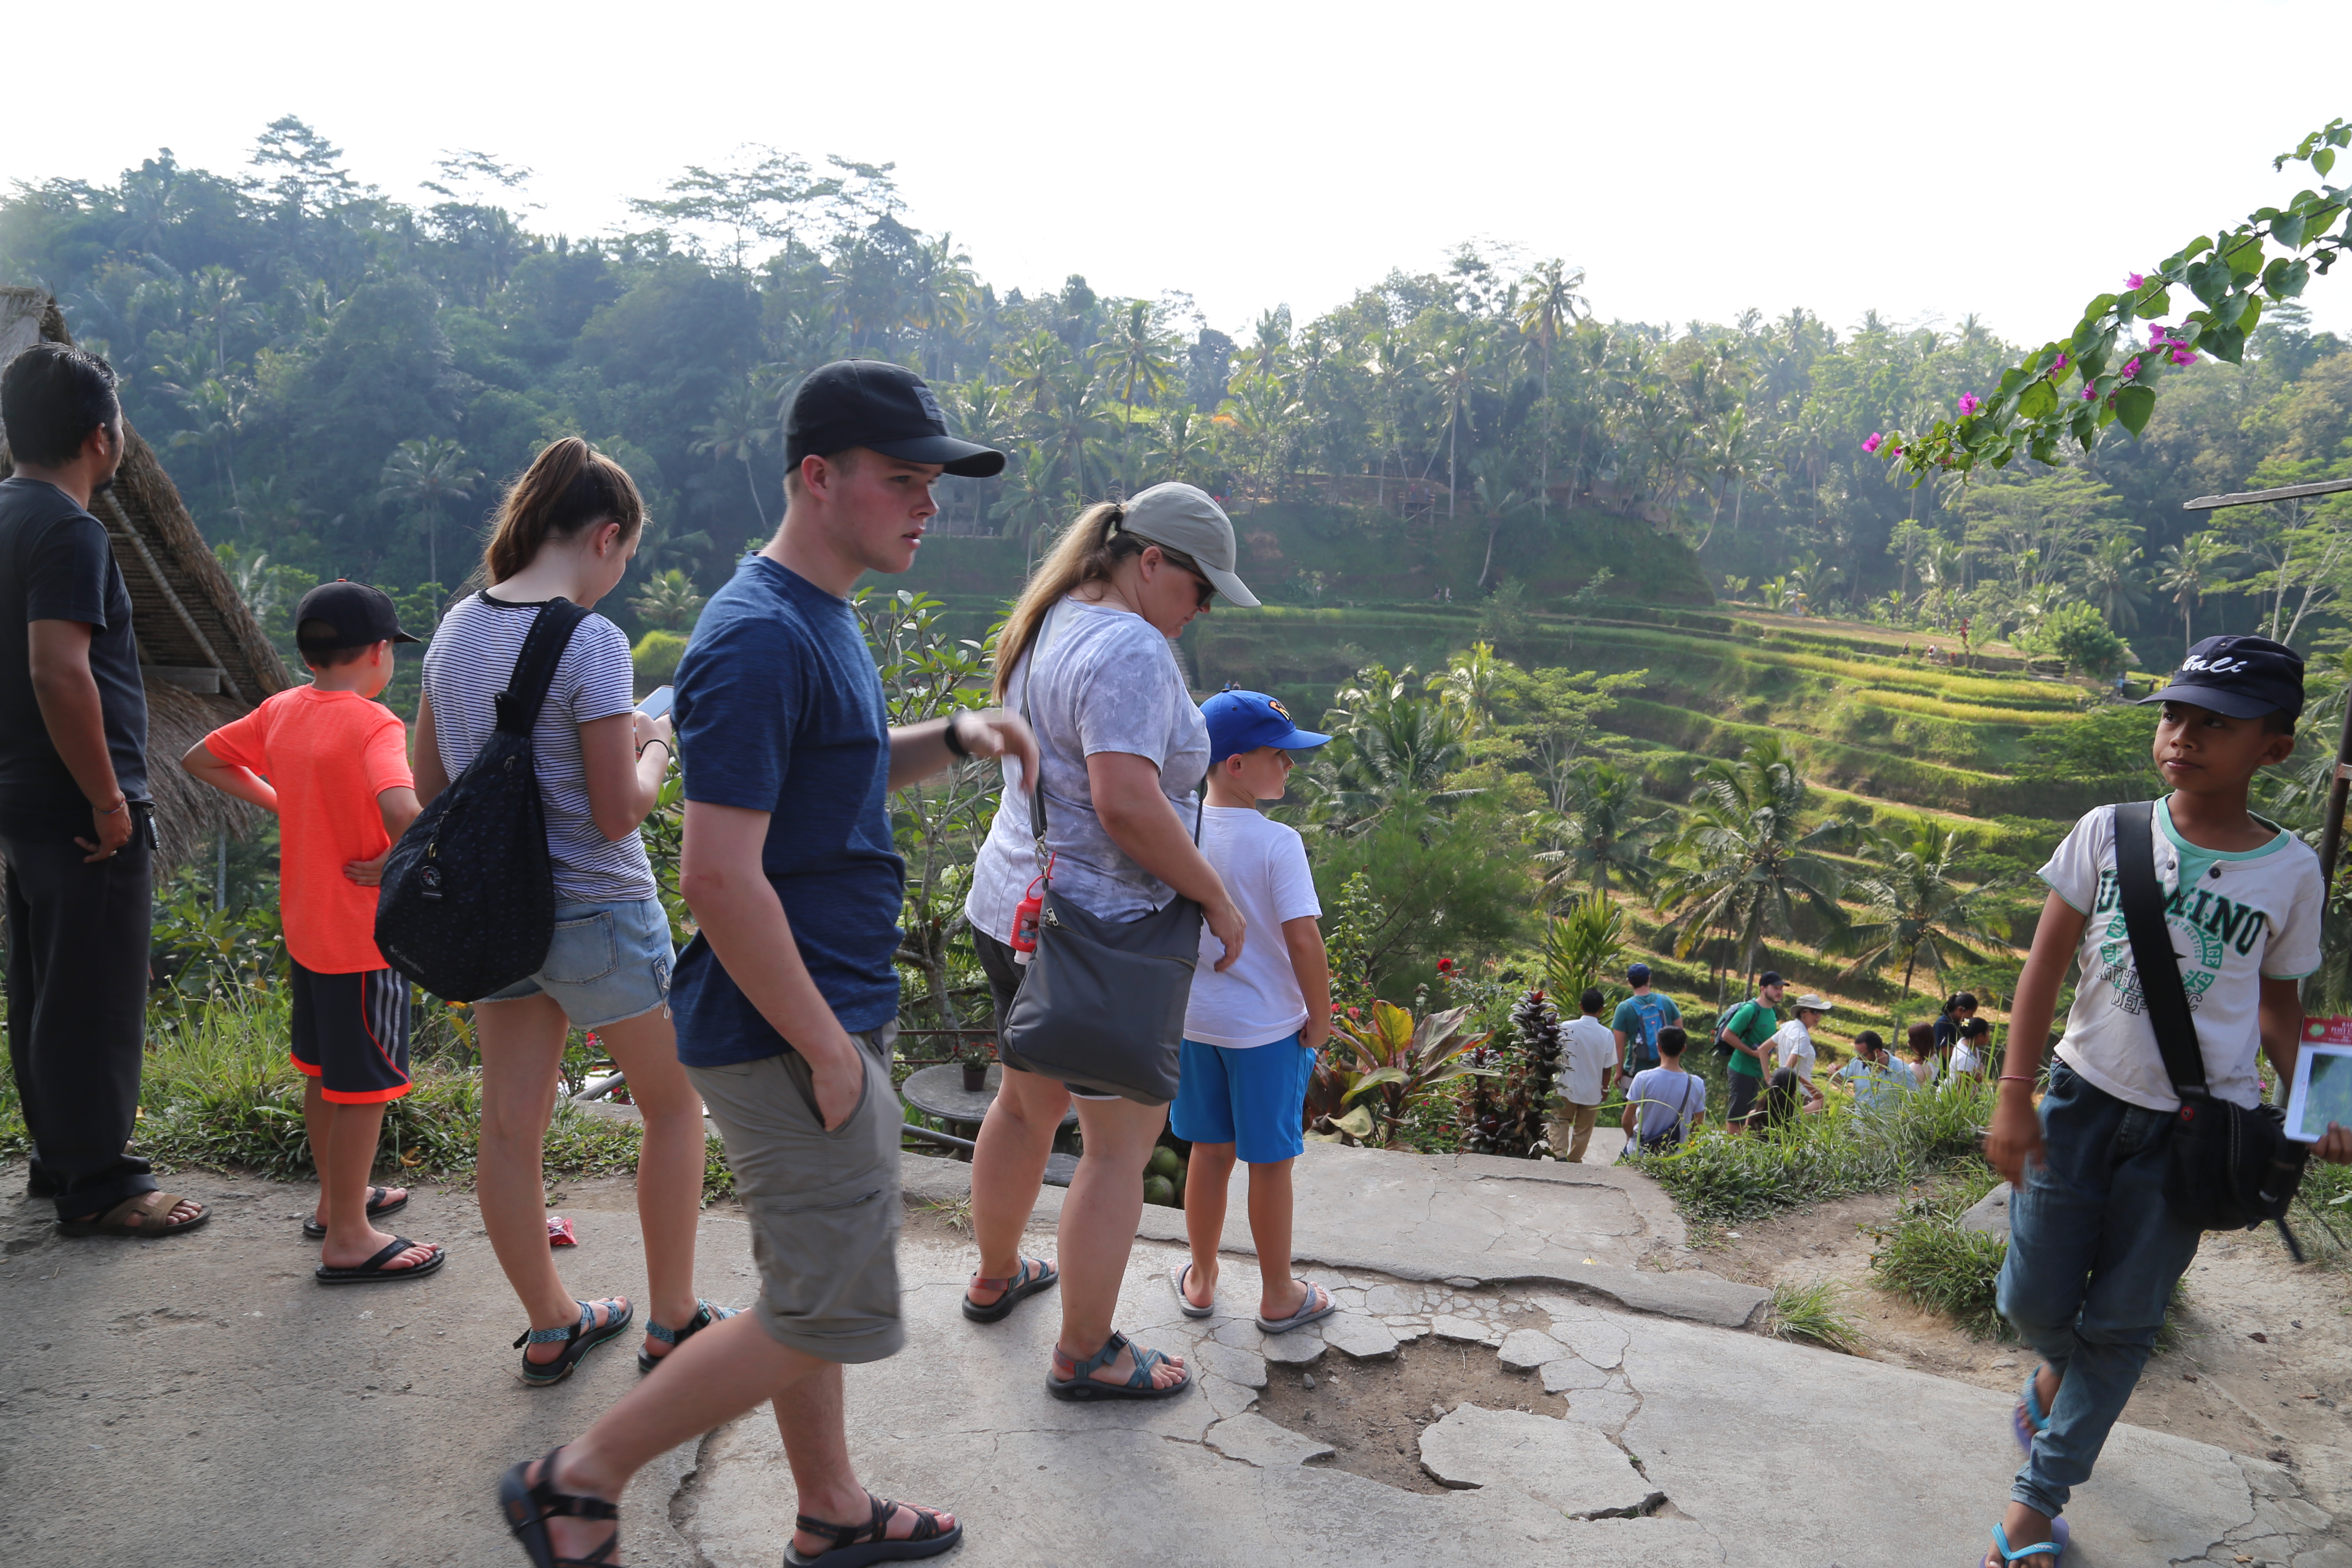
1981, 637, 2352, 1568
1171, 691, 1340, 1337
1548, 987, 1617, 1162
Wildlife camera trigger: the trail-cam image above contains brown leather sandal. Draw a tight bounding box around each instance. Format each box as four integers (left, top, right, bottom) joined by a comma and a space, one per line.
58, 1191, 210, 1238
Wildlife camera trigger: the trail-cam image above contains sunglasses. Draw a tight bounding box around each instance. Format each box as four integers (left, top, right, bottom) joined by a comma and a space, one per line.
1155, 546, 1216, 609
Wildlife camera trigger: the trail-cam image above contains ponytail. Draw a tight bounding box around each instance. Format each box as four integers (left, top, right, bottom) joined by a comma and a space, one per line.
481, 437, 645, 585
991, 500, 1151, 701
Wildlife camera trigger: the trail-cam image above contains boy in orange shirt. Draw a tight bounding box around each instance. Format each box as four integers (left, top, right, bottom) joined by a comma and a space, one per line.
184, 581, 444, 1284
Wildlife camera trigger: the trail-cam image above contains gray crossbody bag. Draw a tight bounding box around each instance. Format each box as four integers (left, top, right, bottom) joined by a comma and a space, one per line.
997, 605, 1205, 1106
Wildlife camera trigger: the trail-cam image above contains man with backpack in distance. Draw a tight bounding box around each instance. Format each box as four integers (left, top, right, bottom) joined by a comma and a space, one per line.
1611, 962, 1679, 1078
0, 343, 207, 1240
1715, 970, 1785, 1133
1982, 636, 2352, 1568
497, 361, 1035, 1568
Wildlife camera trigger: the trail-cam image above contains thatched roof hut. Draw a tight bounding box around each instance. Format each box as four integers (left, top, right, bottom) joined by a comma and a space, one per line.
0, 287, 290, 871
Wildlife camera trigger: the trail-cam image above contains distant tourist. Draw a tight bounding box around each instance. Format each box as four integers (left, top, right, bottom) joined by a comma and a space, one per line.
1905, 1022, 1942, 1089
1935, 991, 1980, 1067
1715, 970, 1786, 1133
0, 343, 206, 1239
1981, 634, 2351, 1568
1769, 993, 1831, 1111
183, 581, 443, 1282
1834, 1029, 1914, 1113
1622, 1026, 1704, 1153
1550, 986, 1616, 1163
1612, 962, 1680, 1077
1951, 1016, 1992, 1080
1170, 689, 1338, 1335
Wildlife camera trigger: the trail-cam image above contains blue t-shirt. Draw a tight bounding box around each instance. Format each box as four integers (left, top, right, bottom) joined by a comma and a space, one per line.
668, 557, 901, 1065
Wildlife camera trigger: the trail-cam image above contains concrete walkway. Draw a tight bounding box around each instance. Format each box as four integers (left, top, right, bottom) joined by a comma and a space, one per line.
0, 1145, 2340, 1568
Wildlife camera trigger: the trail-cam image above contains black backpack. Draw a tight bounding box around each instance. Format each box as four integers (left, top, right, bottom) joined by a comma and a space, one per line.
374, 596, 589, 1002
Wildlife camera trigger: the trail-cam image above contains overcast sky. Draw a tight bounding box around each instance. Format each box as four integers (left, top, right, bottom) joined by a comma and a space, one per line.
9, 0, 2352, 347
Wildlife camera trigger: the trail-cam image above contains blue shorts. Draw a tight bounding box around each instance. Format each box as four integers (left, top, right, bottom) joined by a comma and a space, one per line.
1171, 1035, 1313, 1164
480, 895, 675, 1029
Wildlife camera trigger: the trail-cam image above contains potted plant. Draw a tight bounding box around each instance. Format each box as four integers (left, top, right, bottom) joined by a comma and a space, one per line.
960, 1040, 993, 1093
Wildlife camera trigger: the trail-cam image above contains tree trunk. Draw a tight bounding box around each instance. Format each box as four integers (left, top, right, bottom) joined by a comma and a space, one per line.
742, 457, 769, 531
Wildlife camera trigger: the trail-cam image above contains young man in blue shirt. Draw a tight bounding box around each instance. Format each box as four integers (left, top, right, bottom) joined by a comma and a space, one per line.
499, 362, 1036, 1568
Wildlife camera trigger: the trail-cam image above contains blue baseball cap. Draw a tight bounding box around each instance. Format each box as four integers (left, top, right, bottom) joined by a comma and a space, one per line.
1200, 688, 1330, 764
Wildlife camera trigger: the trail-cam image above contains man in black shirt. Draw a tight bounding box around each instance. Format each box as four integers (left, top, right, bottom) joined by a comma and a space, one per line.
0, 343, 206, 1237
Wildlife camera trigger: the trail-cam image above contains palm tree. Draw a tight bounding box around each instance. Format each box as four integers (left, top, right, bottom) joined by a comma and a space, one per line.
1514, 261, 1586, 514
1834, 821, 2009, 996
1104, 300, 1175, 485
1421, 334, 1478, 520
1656, 736, 1851, 997
1145, 406, 1217, 492
628, 568, 707, 631
2155, 532, 2231, 653
1530, 762, 1664, 897
692, 379, 777, 532
377, 437, 481, 600
1296, 666, 1479, 833
167, 376, 251, 530
990, 449, 1061, 574
1367, 330, 1412, 510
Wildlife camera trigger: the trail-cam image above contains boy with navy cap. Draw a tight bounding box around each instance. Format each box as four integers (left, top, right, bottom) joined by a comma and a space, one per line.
1169, 689, 1341, 1335
1979, 633, 2352, 1568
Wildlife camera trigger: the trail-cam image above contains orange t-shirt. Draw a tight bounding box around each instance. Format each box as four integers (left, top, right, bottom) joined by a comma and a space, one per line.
203, 686, 414, 975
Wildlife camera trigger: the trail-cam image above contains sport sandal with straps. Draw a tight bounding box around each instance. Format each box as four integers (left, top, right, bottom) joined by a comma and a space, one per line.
515, 1297, 632, 1387
637, 1299, 740, 1373
499, 1446, 619, 1568
962, 1256, 1057, 1323
1044, 1329, 1191, 1403
782, 1490, 962, 1568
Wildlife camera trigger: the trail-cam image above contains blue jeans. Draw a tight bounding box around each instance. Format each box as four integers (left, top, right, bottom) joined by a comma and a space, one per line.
1997, 1061, 2202, 1519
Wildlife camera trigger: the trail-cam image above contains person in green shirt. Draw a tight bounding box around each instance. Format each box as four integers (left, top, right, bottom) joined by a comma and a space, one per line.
1715, 970, 1786, 1133
1610, 964, 1681, 1075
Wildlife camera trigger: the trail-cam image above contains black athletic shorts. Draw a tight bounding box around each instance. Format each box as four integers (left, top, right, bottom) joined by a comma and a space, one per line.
1725, 1069, 1763, 1127
290, 959, 413, 1104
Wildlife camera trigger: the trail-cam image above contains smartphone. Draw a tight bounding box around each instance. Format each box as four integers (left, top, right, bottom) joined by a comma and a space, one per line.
636, 685, 676, 720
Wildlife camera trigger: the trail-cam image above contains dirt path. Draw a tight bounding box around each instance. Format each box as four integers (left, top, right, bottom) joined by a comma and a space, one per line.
1701, 1191, 2352, 1523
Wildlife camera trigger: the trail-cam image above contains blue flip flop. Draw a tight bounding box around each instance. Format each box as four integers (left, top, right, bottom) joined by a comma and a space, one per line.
1979, 1516, 2068, 1565
2012, 1367, 2054, 1456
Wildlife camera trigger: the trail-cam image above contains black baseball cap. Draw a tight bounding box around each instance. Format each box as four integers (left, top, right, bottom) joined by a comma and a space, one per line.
1758, 970, 1784, 988
2141, 634, 2305, 721
783, 360, 1005, 478
294, 580, 420, 649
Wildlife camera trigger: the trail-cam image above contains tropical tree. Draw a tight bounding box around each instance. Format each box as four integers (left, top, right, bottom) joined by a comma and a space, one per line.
1103, 300, 1176, 484
1299, 665, 1477, 832
2082, 531, 2149, 633
1833, 821, 2010, 996
377, 437, 481, 599
1514, 260, 1586, 512
2155, 531, 2232, 653
1542, 891, 1629, 1003
1656, 736, 1851, 995
1421, 332, 1479, 519
692, 378, 778, 531
1530, 761, 1664, 896
629, 568, 707, 631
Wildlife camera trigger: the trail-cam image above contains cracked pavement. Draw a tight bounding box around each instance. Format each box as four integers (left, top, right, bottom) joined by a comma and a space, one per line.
0, 1145, 2340, 1567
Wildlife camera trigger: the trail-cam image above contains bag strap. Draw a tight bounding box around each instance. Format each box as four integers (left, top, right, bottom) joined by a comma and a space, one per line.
493, 595, 591, 738
2112, 799, 2211, 1099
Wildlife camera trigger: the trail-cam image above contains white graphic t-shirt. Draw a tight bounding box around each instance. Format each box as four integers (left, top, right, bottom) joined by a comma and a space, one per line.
2039, 798, 2322, 1112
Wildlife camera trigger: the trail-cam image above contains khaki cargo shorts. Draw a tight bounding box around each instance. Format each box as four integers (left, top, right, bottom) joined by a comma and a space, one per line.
686, 1025, 904, 1364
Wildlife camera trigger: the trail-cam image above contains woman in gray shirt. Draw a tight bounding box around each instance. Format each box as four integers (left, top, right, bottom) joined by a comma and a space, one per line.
962, 483, 1254, 1400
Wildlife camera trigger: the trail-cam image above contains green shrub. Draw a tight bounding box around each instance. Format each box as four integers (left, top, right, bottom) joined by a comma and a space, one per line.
1770, 1278, 1870, 1354
633, 629, 688, 694
1868, 1165, 2012, 1338
2033, 603, 2129, 679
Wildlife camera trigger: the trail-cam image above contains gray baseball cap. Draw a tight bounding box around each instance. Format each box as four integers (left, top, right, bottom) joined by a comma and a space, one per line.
1118, 482, 1260, 608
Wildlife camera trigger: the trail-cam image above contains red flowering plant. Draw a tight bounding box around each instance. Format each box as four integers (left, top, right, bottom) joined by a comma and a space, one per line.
1874, 119, 2351, 478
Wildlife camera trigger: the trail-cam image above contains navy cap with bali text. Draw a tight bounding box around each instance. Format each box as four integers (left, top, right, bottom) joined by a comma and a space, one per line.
2142, 634, 2305, 722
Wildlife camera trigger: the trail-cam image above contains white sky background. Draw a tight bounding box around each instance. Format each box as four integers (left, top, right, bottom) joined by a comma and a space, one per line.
9, 0, 2352, 346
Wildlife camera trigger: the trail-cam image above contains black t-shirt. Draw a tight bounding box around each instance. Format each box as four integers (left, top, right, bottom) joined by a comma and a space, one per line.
0, 477, 148, 840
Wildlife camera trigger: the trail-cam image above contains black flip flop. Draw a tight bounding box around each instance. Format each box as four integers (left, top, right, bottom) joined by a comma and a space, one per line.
962, 1256, 1057, 1323
316, 1235, 445, 1285
302, 1185, 409, 1240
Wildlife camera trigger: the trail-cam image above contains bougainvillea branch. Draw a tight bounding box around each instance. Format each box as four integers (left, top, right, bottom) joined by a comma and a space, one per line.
1880, 117, 2350, 480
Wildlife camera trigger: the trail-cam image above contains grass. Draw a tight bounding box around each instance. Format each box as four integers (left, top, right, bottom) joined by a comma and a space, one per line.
1769, 1277, 1871, 1354
1867, 1164, 2013, 1340
0, 990, 740, 1200
1626, 1078, 1994, 1224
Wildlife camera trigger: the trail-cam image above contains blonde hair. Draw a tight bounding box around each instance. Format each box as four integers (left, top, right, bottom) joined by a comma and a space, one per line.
992, 500, 1203, 701
481, 437, 645, 585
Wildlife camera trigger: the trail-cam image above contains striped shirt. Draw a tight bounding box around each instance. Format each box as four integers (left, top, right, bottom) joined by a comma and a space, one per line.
422, 591, 655, 903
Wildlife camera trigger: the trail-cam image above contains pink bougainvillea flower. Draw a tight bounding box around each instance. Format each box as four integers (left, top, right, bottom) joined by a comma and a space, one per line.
2171, 348, 2194, 365
2123, 357, 2143, 378
2150, 325, 2173, 346
2082, 383, 2099, 400
2126, 272, 2146, 288
2053, 353, 2068, 371
1863, 432, 1883, 454
1958, 393, 1981, 416
1887, 443, 1902, 456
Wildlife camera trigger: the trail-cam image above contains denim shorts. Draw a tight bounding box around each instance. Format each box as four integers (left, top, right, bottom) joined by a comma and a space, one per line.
480, 895, 675, 1029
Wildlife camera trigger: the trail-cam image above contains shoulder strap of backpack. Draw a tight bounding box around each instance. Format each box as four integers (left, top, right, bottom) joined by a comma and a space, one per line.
2111, 799, 2211, 1099
494, 597, 591, 737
